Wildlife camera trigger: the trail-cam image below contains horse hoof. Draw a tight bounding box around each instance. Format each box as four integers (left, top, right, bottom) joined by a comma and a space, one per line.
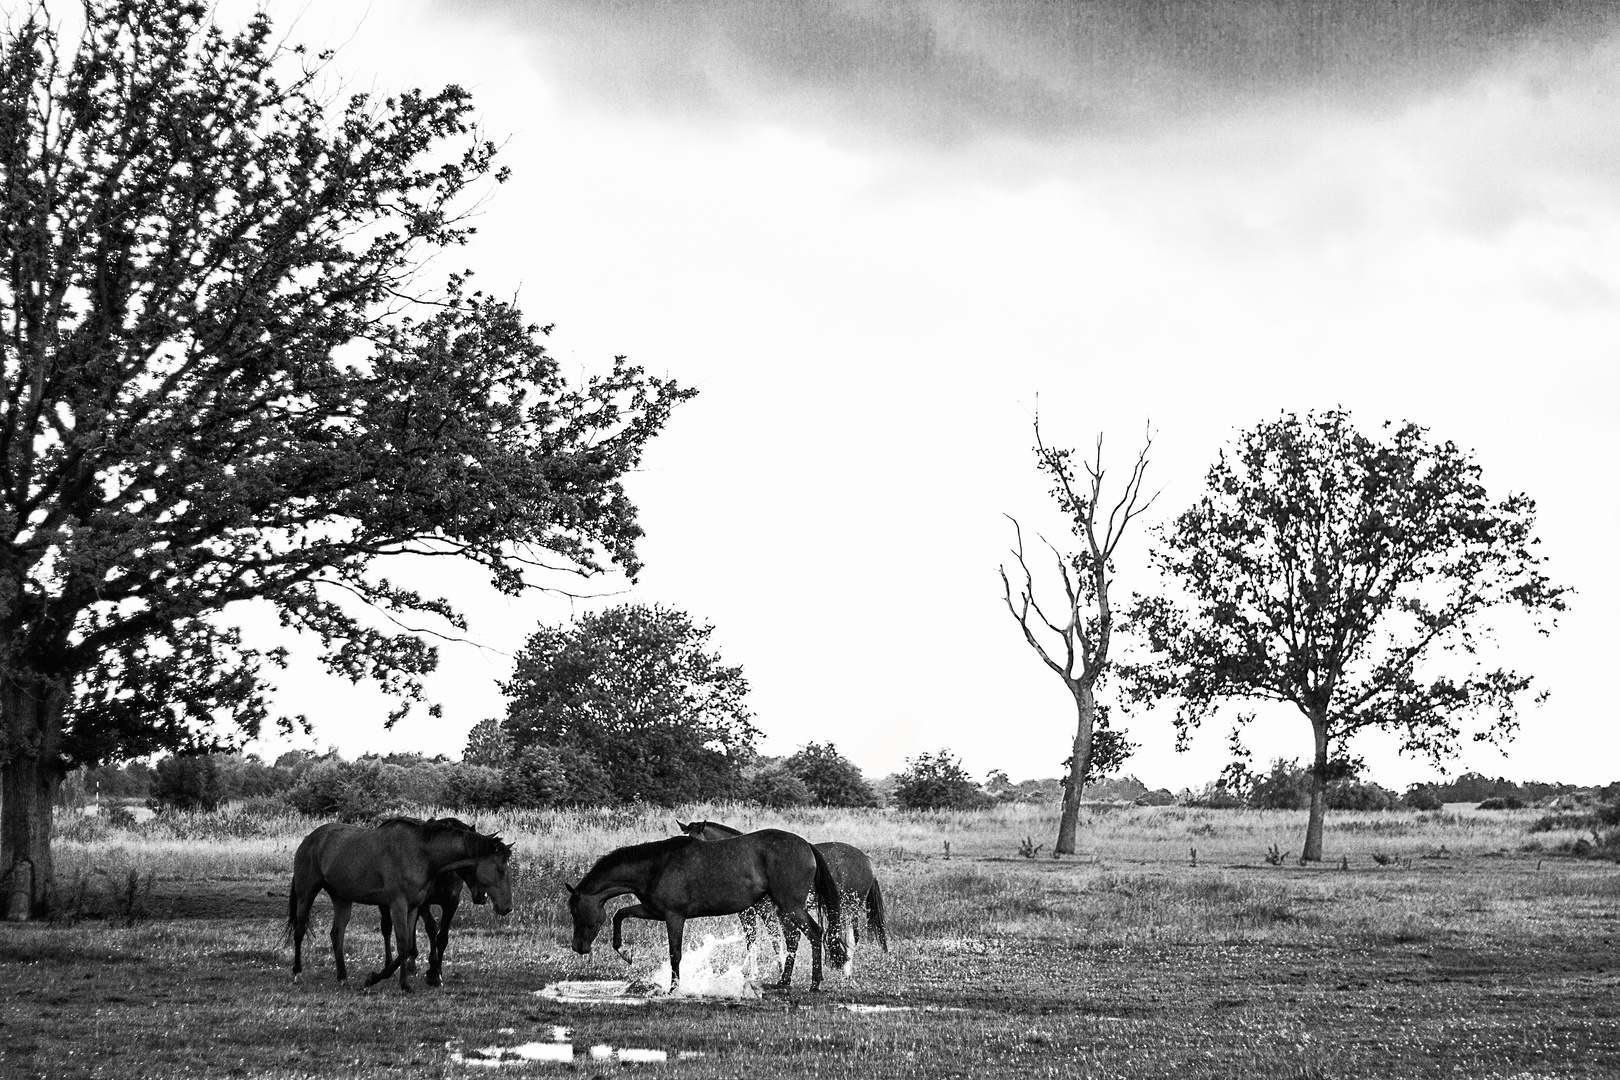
616, 948, 634, 965
426, 973, 442, 988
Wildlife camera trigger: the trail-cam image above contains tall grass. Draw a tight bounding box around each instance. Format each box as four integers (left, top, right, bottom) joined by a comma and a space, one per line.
50, 799, 1615, 956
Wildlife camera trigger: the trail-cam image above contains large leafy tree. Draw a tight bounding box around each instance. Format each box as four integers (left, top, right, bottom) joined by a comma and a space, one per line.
782, 741, 878, 808
1001, 419, 1150, 855
0, 2, 690, 918
1128, 410, 1568, 861
892, 749, 984, 811
500, 604, 758, 805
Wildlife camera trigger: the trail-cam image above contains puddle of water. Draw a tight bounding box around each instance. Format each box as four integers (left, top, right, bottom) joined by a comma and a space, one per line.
839, 1004, 972, 1015
450, 1042, 574, 1066
590, 1045, 668, 1063
539, 933, 763, 1004
536, 981, 655, 1006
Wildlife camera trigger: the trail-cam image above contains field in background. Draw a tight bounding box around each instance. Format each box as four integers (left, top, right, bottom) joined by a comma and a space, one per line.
4, 802, 1618, 1078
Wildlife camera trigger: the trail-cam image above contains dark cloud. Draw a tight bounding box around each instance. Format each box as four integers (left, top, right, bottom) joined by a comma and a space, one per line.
434, 0, 1620, 144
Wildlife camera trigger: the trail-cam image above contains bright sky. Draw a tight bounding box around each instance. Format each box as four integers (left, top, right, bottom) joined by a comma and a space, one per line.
229, 0, 1619, 791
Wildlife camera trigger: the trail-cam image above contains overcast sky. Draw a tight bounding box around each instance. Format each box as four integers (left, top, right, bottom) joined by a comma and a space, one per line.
225, 0, 1619, 791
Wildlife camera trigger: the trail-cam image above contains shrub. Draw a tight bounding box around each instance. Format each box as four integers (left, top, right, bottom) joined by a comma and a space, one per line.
1183, 784, 1245, 809
1402, 785, 1444, 811
1326, 779, 1395, 811
149, 754, 226, 812
744, 765, 814, 808
782, 742, 879, 807
1248, 759, 1310, 809
215, 754, 295, 800
105, 805, 138, 829
440, 763, 507, 812
502, 748, 569, 808
894, 750, 987, 811
1478, 795, 1526, 811
1134, 788, 1176, 807
284, 759, 400, 821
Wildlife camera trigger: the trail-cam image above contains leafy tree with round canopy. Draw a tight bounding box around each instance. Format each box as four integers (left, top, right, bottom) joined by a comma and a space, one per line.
782, 741, 878, 807
893, 749, 985, 810
500, 604, 758, 806
0, 2, 690, 918
1126, 410, 1567, 861
462, 718, 512, 769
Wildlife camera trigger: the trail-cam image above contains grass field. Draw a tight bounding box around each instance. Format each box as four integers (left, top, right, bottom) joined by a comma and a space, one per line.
3, 802, 1617, 1079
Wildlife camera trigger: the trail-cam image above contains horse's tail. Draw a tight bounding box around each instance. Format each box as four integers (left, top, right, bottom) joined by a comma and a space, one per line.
811, 845, 844, 965
867, 876, 889, 953
284, 878, 297, 944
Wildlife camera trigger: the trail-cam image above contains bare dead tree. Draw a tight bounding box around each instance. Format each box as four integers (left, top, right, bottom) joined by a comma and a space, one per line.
1001, 418, 1154, 856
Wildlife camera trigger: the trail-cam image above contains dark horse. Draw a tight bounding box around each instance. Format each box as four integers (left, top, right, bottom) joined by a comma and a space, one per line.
678, 820, 888, 974
289, 817, 513, 991
374, 817, 489, 987
566, 830, 840, 993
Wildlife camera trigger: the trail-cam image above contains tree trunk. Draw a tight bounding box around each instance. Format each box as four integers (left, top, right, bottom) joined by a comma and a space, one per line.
1054, 684, 1097, 856
1301, 720, 1329, 863
1, 674, 66, 920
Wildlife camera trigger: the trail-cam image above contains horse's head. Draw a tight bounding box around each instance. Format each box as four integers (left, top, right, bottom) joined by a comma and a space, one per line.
565, 882, 604, 955
472, 850, 512, 916
458, 865, 489, 905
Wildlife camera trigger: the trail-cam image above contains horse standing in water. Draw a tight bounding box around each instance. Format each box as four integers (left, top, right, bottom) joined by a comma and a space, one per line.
565, 830, 841, 993
288, 818, 513, 992
677, 820, 888, 975
374, 817, 490, 987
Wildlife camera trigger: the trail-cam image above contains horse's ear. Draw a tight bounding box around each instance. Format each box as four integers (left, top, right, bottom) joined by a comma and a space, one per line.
561, 879, 577, 896
674, 819, 689, 832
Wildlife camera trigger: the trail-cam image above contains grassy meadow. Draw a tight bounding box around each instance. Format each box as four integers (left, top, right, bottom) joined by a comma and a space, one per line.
2, 801, 1617, 1079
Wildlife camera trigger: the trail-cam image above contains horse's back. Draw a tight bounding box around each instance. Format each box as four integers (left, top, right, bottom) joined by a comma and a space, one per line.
653, 828, 818, 916
815, 841, 876, 895
295, 822, 423, 905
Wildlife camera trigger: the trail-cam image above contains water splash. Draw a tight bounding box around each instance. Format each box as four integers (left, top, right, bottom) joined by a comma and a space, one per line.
646, 932, 763, 998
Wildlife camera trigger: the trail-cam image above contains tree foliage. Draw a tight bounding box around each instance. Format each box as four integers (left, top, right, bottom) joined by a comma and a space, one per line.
148, 753, 224, 812
782, 741, 878, 807
0, 0, 690, 917
1127, 410, 1567, 859
893, 749, 986, 811
462, 718, 512, 769
500, 604, 758, 806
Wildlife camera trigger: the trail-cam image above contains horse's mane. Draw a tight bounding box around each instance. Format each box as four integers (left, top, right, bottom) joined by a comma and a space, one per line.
684, 820, 742, 837
376, 815, 511, 857
587, 835, 695, 877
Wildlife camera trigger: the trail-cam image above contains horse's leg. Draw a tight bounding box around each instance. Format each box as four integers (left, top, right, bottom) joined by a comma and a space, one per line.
424, 899, 450, 987
780, 906, 826, 991
664, 914, 686, 995
291, 884, 313, 983
392, 898, 418, 993
329, 899, 352, 983
374, 906, 394, 984
612, 904, 654, 963
777, 912, 800, 990
838, 895, 856, 977
740, 906, 759, 979
766, 901, 786, 967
